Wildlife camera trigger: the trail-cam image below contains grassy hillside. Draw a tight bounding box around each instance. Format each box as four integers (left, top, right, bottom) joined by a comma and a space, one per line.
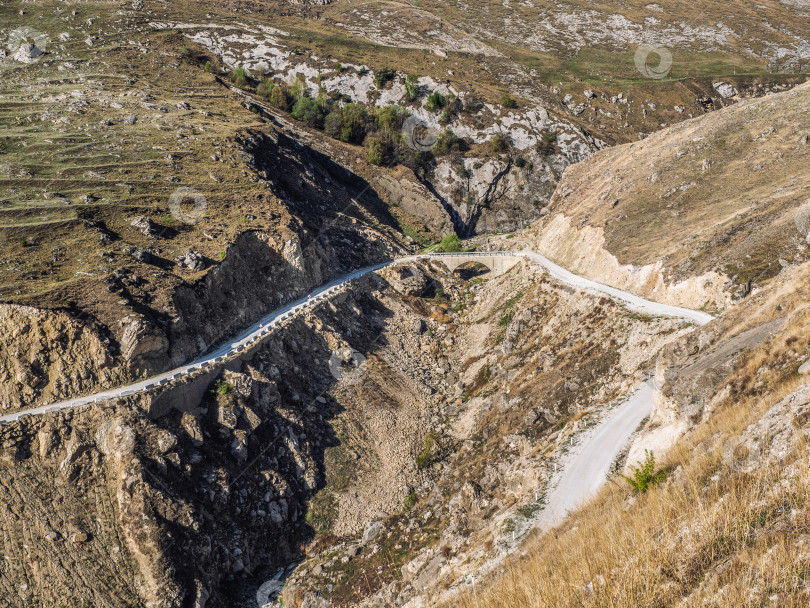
536, 81, 810, 298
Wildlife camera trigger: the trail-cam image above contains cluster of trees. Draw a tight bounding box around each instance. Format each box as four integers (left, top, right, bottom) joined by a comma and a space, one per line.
227, 66, 527, 171
236, 69, 474, 169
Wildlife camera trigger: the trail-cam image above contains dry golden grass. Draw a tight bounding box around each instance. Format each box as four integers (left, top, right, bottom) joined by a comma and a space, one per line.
452, 381, 809, 607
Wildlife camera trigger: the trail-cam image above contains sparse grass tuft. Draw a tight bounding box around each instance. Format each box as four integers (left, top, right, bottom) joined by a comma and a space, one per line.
620, 449, 668, 493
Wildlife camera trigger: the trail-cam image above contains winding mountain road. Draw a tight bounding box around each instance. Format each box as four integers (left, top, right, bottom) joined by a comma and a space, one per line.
535, 380, 655, 531
0, 251, 711, 423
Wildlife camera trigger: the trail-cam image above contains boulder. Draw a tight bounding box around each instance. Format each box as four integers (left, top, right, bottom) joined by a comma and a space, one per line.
412, 319, 427, 335
391, 266, 429, 297
12, 43, 44, 63
175, 250, 205, 271
130, 216, 157, 237
362, 519, 383, 544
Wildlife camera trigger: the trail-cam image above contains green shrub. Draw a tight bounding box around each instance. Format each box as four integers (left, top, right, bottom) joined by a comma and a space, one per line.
231, 66, 249, 89
405, 74, 420, 101
403, 490, 417, 511
500, 93, 517, 108
620, 450, 669, 494
375, 104, 410, 137
489, 132, 510, 153
416, 432, 439, 469
268, 86, 290, 110
433, 129, 463, 156
204, 61, 212, 73
374, 67, 395, 88
210, 379, 233, 395
537, 131, 558, 155
324, 111, 343, 138
338, 103, 371, 144
514, 155, 526, 168
291, 97, 324, 128
439, 233, 462, 252
256, 79, 275, 100
290, 73, 308, 101
366, 137, 386, 165
426, 91, 447, 112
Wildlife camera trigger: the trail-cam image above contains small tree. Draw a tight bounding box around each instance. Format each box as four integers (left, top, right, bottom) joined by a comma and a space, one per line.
324, 111, 343, 138
339, 103, 370, 144
290, 73, 308, 101
316, 84, 328, 106
256, 79, 275, 100
366, 137, 386, 165
405, 74, 420, 101
231, 66, 249, 89
291, 97, 324, 128
426, 91, 447, 112
375, 104, 410, 137
620, 450, 669, 494
439, 233, 462, 252
268, 86, 290, 111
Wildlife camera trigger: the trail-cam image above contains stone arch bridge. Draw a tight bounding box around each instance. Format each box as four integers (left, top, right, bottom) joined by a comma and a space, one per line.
421, 252, 522, 277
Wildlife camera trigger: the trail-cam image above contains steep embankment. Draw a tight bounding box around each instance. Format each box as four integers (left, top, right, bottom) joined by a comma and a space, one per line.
451, 260, 810, 608
530, 81, 810, 311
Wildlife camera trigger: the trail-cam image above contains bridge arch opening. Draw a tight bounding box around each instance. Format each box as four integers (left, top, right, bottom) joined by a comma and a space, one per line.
452, 261, 491, 280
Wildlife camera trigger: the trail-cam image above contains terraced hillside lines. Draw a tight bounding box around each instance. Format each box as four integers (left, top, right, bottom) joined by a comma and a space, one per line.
0, 459, 143, 607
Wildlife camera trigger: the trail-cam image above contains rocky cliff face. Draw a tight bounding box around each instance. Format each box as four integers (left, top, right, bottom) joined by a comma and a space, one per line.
626, 260, 810, 469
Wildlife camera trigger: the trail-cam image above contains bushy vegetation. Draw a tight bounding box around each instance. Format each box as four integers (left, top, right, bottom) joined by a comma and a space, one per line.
256, 79, 275, 100
433, 129, 464, 156
500, 93, 518, 108
405, 74, 420, 101
489, 132, 511, 153
210, 379, 233, 395
245, 71, 474, 181
231, 66, 249, 89
415, 432, 440, 469
426, 91, 447, 112
366, 137, 386, 165
374, 67, 395, 88
439, 233, 462, 252
620, 450, 668, 493
537, 131, 558, 155
291, 97, 325, 128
